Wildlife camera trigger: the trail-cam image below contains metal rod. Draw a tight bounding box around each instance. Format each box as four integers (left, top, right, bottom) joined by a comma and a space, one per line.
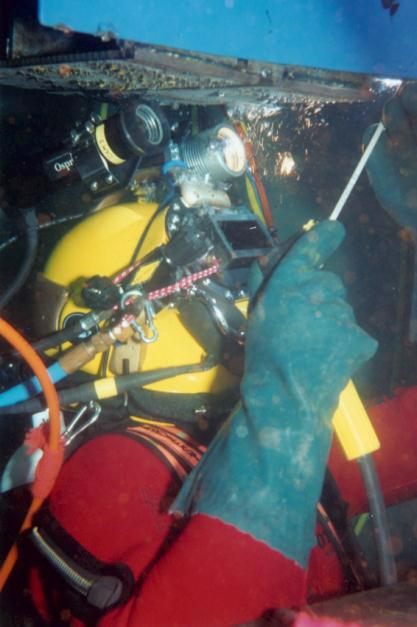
329, 122, 385, 222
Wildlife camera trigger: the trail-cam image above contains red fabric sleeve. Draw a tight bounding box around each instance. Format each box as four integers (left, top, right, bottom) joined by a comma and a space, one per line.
48, 434, 176, 572
30, 432, 350, 626
31, 432, 308, 626
328, 386, 417, 515
100, 513, 307, 627
30, 434, 176, 621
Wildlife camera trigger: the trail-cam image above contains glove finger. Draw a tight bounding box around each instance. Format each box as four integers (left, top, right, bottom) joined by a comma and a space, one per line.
400, 83, 417, 116
325, 321, 378, 380
270, 221, 345, 288
383, 93, 416, 153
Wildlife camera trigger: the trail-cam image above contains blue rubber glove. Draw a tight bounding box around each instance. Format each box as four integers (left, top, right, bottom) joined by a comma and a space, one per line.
172, 220, 378, 567
365, 84, 417, 228
365, 83, 417, 338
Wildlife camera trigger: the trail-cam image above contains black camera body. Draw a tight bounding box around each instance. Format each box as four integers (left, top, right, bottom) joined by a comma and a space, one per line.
43, 100, 170, 194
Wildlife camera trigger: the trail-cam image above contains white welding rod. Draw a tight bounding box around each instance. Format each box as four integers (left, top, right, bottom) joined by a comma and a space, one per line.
329, 121, 385, 222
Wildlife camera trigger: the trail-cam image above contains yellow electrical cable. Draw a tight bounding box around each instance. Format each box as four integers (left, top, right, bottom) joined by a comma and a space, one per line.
130, 415, 175, 427
245, 176, 265, 223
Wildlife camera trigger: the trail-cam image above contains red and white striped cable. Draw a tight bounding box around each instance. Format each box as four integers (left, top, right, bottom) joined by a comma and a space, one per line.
119, 258, 220, 327
148, 259, 220, 301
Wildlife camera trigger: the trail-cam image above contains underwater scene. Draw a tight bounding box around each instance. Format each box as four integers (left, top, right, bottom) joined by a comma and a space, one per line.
1, 6, 417, 626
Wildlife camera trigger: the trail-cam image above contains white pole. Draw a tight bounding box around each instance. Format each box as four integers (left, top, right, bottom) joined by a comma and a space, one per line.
329, 121, 385, 222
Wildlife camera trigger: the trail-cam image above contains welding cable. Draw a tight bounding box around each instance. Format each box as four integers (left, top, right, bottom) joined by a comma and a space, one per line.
0, 318, 61, 591
128, 190, 175, 267
316, 501, 364, 590
357, 454, 397, 586
0, 208, 38, 312
0, 360, 215, 415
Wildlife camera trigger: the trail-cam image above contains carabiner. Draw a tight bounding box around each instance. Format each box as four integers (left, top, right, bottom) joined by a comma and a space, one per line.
63, 401, 102, 447
131, 301, 159, 344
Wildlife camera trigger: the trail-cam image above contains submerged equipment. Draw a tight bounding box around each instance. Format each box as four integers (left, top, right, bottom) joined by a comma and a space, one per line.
0, 105, 396, 597
43, 100, 170, 195
27, 123, 276, 409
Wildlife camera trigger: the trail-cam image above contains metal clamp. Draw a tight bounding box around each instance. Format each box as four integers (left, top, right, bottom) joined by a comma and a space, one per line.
63, 401, 102, 447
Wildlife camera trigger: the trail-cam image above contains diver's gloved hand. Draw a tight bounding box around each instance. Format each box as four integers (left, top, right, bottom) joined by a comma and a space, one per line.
365, 82, 417, 340
365, 82, 417, 227
172, 221, 377, 568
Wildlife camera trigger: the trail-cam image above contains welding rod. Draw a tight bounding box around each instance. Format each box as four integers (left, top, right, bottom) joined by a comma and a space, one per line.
329, 122, 385, 222
327, 119, 397, 586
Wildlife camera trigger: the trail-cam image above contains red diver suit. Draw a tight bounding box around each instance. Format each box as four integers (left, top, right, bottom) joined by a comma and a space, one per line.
30, 386, 417, 627
30, 422, 308, 626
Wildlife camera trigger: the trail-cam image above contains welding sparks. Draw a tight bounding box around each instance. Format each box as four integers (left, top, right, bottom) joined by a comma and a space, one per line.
275, 152, 297, 177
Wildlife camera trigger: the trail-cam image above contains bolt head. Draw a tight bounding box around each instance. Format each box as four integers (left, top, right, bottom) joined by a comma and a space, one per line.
70, 130, 80, 144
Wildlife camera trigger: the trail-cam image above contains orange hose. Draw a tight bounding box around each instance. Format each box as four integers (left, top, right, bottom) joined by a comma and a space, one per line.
0, 318, 61, 591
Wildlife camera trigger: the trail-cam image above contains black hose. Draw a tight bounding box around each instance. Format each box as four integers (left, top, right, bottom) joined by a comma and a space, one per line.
127, 191, 174, 270
0, 359, 216, 415
0, 208, 38, 311
0, 212, 86, 254
31, 309, 113, 353
32, 324, 92, 353
357, 453, 397, 586
316, 501, 364, 590
128, 386, 239, 423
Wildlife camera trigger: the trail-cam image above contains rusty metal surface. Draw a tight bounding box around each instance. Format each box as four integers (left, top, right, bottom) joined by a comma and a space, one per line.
0, 36, 375, 106
238, 582, 417, 625
307, 581, 417, 626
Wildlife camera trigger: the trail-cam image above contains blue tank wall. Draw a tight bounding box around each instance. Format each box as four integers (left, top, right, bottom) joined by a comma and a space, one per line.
39, 0, 417, 79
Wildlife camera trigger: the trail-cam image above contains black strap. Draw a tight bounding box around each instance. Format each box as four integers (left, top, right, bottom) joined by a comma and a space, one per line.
24, 422, 204, 622
24, 509, 134, 623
